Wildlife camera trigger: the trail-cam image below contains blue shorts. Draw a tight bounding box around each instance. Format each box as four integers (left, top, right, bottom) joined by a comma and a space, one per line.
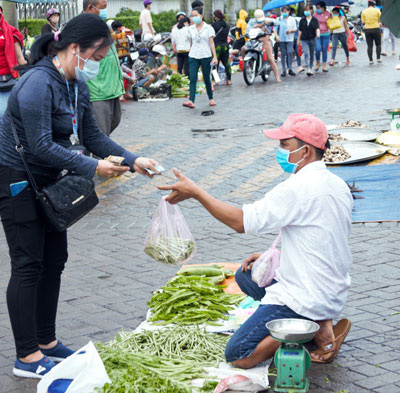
138, 76, 150, 87
225, 268, 310, 363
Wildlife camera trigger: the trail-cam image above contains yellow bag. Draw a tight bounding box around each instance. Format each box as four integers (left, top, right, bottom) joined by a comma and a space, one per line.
327, 16, 341, 30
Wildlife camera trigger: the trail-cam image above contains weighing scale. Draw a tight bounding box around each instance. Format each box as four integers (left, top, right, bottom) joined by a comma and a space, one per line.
266, 319, 320, 393
387, 109, 400, 132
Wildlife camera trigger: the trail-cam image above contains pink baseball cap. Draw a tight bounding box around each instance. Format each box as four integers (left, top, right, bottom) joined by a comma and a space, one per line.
263, 113, 329, 151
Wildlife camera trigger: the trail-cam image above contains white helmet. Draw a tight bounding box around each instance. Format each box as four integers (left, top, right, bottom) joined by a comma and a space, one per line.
152, 44, 167, 56
254, 9, 265, 23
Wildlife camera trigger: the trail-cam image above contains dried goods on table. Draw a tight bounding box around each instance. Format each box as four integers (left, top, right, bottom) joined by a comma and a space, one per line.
323, 145, 351, 163
328, 133, 347, 142
339, 120, 369, 128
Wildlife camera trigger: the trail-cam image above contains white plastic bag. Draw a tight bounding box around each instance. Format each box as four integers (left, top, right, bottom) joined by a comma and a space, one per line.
251, 234, 281, 288
144, 196, 196, 265
37, 341, 110, 393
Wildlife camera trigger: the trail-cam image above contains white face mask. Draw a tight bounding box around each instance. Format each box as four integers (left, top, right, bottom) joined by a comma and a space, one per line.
74, 49, 100, 82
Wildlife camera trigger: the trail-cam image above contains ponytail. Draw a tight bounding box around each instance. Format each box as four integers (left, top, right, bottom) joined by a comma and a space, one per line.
28, 13, 112, 65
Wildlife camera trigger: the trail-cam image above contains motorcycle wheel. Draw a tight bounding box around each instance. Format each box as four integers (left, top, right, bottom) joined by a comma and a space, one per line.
243, 59, 256, 85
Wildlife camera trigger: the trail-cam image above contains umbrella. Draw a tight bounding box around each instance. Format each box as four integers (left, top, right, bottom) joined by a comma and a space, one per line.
263, 0, 304, 12
381, 0, 400, 37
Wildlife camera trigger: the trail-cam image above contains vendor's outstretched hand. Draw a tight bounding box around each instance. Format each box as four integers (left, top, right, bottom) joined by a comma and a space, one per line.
241, 252, 262, 272
158, 168, 200, 204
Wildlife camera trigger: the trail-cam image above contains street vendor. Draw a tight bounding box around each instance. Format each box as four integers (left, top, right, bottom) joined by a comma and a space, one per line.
159, 113, 353, 368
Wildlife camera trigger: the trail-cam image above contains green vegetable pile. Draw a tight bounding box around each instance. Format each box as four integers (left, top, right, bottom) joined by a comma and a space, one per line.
96, 326, 227, 393
178, 265, 235, 285
167, 73, 190, 98
148, 275, 245, 325
144, 235, 195, 265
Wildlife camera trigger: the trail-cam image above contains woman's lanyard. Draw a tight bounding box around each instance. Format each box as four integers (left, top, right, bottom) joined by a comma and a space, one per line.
53, 56, 80, 146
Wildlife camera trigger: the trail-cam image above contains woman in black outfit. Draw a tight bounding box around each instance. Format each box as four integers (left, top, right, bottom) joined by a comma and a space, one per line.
298, 4, 320, 76
0, 13, 159, 379
211, 10, 232, 85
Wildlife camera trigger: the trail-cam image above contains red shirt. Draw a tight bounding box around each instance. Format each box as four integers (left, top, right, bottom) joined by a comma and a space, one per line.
0, 31, 19, 75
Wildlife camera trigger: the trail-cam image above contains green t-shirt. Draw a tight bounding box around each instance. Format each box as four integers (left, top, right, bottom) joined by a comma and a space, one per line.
87, 44, 125, 102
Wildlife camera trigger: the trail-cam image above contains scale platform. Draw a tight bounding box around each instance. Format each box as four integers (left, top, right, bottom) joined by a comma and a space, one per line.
267, 319, 320, 393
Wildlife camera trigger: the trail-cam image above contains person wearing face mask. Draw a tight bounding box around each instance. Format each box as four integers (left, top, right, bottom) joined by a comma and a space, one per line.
146, 44, 169, 81
158, 113, 353, 368
278, 6, 297, 77
83, 0, 125, 137
182, 7, 217, 109
42, 8, 60, 35
329, 7, 351, 66
314, 1, 330, 72
298, 4, 320, 76
0, 13, 160, 379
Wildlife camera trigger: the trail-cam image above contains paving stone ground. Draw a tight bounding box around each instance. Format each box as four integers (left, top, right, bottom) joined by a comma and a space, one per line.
1, 41, 400, 393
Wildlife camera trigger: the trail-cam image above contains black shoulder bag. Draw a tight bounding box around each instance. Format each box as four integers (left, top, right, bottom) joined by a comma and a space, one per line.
8, 106, 99, 232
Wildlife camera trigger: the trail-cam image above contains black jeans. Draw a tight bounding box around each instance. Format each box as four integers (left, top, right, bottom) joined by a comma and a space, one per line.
0, 166, 68, 358
365, 28, 381, 61
177, 52, 189, 76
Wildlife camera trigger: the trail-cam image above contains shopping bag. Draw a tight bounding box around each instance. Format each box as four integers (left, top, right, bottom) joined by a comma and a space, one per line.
327, 16, 341, 31
144, 196, 196, 265
347, 31, 357, 52
37, 341, 110, 393
251, 234, 281, 288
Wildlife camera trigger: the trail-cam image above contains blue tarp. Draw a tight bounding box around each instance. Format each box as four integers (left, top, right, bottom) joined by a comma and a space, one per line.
329, 164, 400, 223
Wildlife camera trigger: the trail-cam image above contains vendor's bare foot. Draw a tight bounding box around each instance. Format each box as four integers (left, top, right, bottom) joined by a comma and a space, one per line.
311, 320, 335, 361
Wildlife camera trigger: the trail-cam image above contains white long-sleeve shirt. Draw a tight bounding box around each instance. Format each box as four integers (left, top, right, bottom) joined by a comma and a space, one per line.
243, 161, 353, 320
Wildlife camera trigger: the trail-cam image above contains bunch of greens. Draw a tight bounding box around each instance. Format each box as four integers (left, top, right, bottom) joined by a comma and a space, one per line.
167, 73, 190, 98
148, 275, 245, 325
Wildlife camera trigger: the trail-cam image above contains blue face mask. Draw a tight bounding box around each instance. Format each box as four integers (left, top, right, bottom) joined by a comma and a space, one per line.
265, 12, 270, 17
316, 9, 323, 14
276, 145, 306, 174
304, 11, 311, 16
193, 16, 202, 24
282, 12, 288, 18
99, 8, 108, 20
75, 51, 100, 82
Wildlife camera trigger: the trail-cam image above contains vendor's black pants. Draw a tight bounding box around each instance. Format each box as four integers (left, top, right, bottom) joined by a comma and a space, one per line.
0, 166, 67, 358
365, 28, 381, 61
177, 52, 189, 76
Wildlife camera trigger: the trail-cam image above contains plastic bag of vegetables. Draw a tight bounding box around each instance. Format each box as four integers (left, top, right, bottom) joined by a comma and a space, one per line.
144, 196, 196, 265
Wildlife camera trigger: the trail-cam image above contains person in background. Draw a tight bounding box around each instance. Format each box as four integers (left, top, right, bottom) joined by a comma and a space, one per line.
0, 13, 159, 379
314, 1, 330, 72
146, 44, 169, 80
234, 9, 248, 58
191, 0, 203, 11
361, 0, 382, 64
212, 10, 232, 85
278, 6, 297, 78
173, 11, 186, 31
42, 8, 60, 35
183, 7, 217, 109
0, 8, 26, 122
246, 9, 281, 83
330, 6, 350, 66
172, 16, 191, 76
382, 25, 395, 56
140, 0, 155, 40
83, 0, 125, 137
298, 4, 320, 77
289, 7, 302, 73
133, 48, 155, 87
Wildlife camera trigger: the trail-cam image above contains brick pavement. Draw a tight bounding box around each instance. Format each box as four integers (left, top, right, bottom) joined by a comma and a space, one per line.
1, 42, 400, 392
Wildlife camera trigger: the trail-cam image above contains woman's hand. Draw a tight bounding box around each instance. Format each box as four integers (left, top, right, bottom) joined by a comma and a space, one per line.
158, 168, 200, 204
133, 157, 158, 177
211, 56, 218, 65
97, 160, 130, 178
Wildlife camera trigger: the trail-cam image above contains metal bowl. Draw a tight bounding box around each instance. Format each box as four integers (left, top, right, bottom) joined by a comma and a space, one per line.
266, 319, 320, 343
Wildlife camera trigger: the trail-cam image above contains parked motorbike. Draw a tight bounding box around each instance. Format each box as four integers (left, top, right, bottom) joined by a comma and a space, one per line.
243, 28, 272, 86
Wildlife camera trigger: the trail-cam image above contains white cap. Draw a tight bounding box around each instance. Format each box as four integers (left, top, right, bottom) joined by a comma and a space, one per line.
254, 9, 265, 23
152, 44, 167, 56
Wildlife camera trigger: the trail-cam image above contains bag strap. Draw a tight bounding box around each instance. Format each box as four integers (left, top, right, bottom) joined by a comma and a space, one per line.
272, 232, 281, 248
7, 106, 40, 194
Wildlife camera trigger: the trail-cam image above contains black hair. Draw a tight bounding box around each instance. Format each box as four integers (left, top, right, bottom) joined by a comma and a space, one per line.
191, 0, 203, 9
192, 6, 203, 15
111, 20, 123, 31
316, 1, 326, 9
178, 17, 190, 29
82, 0, 99, 11
282, 5, 290, 11
295, 137, 330, 160
28, 13, 112, 66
